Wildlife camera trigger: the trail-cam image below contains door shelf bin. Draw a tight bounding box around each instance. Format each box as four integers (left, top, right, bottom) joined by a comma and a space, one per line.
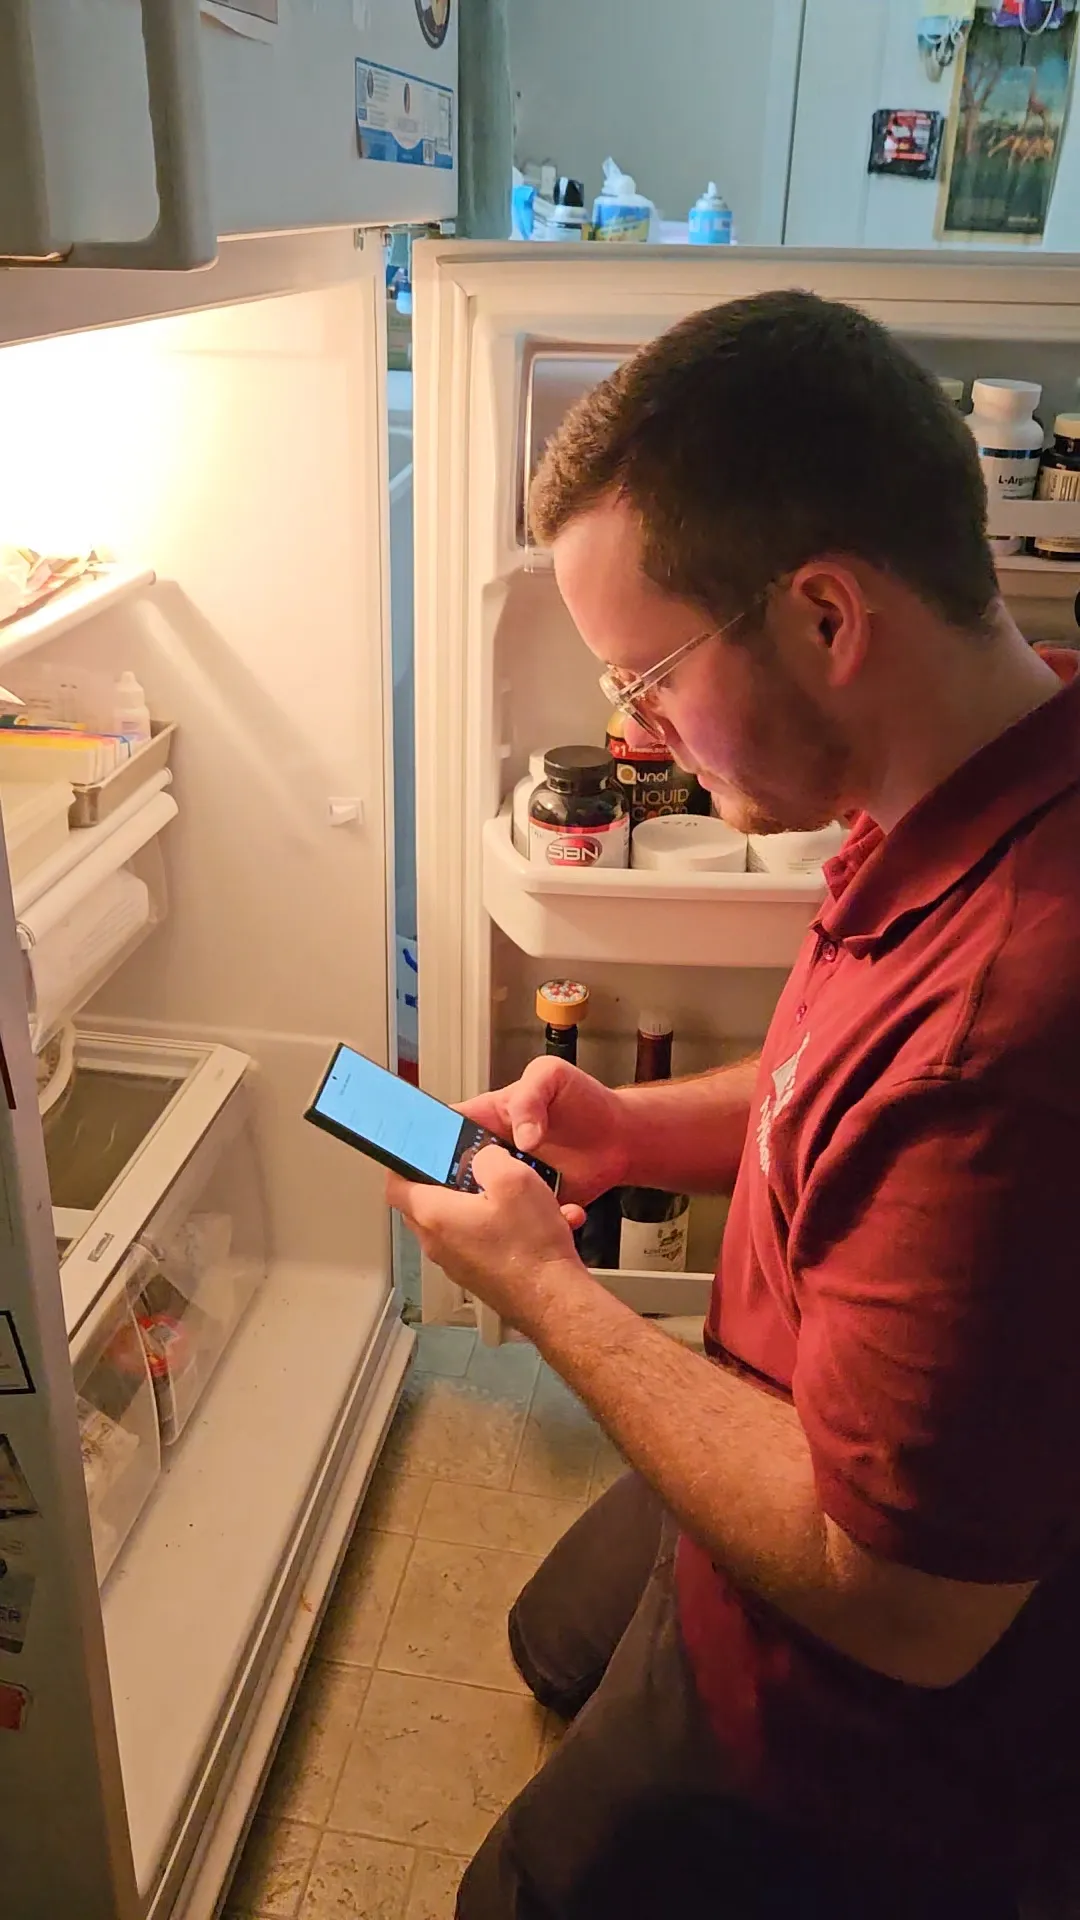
131, 1085, 268, 1446
482, 813, 824, 969
73, 1252, 162, 1587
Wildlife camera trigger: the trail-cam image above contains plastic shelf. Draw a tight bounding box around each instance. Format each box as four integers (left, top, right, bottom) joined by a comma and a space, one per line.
482, 812, 823, 969
0, 564, 156, 674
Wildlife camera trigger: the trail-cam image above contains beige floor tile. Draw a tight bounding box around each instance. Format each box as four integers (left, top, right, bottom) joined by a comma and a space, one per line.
380, 1371, 532, 1491
331, 1671, 543, 1855
379, 1538, 538, 1693
465, 1339, 540, 1397
412, 1326, 476, 1377
259, 1662, 372, 1827
315, 1528, 412, 1667
405, 1853, 466, 1920
227, 1818, 319, 1918
361, 1463, 431, 1536
418, 1481, 583, 1558
589, 1433, 628, 1503
300, 1831, 414, 1919
512, 1366, 601, 1501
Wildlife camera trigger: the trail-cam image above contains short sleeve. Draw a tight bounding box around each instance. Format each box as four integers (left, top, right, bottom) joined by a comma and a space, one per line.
791, 1075, 1080, 1584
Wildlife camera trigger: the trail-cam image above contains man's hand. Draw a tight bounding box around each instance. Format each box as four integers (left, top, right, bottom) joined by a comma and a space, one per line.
459, 1058, 631, 1206
386, 1144, 590, 1336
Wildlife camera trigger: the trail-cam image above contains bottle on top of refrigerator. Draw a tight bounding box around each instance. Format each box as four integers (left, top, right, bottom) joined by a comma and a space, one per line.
618, 1014, 690, 1272
111, 671, 151, 746
591, 158, 655, 243
535, 980, 621, 1269
528, 746, 630, 869
1031, 415, 1080, 560
938, 376, 965, 409
688, 183, 733, 245
967, 379, 1043, 557
531, 178, 589, 242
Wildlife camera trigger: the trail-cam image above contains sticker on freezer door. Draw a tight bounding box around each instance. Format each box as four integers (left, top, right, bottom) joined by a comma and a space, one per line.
0, 1524, 37, 1655
356, 61, 454, 169
0, 1680, 30, 1732
0, 1312, 33, 1395
415, 0, 452, 48
0, 1437, 37, 1519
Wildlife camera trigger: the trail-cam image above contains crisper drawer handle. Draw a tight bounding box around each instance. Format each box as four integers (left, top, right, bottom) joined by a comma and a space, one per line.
68, 0, 216, 271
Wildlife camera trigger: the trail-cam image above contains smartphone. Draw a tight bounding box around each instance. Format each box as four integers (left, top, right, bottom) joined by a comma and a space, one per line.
305, 1043, 562, 1196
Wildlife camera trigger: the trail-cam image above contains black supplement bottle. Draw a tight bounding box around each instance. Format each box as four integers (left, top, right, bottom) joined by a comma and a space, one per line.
535, 980, 621, 1269
618, 1013, 691, 1272
1031, 413, 1080, 561
528, 747, 630, 870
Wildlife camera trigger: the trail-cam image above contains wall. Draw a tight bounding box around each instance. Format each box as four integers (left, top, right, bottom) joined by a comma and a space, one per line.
786, 0, 1080, 249
508, 0, 806, 242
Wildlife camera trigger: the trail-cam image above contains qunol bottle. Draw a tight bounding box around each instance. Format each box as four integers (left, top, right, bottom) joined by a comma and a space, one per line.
605, 710, 709, 828
536, 980, 621, 1269
1031, 414, 1080, 561
618, 1014, 690, 1272
529, 747, 629, 870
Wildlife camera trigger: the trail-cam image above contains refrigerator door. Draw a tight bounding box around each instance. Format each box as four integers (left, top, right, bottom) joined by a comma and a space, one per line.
412, 242, 1080, 1334
0, 0, 214, 269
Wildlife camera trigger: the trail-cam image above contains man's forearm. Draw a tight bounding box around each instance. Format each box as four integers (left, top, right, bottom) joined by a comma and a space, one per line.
615, 1054, 759, 1194
529, 1263, 1024, 1689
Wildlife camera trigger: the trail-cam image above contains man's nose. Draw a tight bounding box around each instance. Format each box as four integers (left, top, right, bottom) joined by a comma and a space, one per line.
623, 713, 664, 751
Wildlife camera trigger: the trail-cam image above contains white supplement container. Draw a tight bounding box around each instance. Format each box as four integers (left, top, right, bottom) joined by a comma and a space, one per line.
631, 815, 747, 873
512, 750, 551, 855
967, 379, 1043, 557
747, 823, 846, 875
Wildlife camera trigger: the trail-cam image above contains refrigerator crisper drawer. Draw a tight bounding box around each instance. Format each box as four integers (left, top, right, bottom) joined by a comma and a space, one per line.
48, 1032, 253, 1339
73, 1252, 162, 1587
132, 1088, 268, 1446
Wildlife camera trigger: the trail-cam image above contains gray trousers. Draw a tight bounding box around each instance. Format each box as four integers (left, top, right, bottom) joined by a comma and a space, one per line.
456, 1473, 1023, 1920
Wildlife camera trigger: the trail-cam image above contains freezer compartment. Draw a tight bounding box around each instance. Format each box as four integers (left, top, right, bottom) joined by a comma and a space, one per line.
48, 1031, 254, 1339
132, 1087, 268, 1447
73, 1252, 162, 1586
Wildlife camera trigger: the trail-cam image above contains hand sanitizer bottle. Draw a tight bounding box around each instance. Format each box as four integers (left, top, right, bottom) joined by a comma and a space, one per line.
688, 183, 733, 245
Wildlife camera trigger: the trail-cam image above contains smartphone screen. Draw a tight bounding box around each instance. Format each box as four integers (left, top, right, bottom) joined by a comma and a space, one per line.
305, 1044, 561, 1195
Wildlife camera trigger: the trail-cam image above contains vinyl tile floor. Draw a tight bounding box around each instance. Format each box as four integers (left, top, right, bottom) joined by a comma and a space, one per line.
223, 1325, 625, 1920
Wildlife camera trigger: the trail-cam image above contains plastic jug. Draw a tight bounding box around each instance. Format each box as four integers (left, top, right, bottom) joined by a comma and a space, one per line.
688, 183, 733, 246
591, 158, 656, 243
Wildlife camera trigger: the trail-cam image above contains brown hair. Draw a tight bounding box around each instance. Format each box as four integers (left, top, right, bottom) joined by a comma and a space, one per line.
530, 289, 997, 632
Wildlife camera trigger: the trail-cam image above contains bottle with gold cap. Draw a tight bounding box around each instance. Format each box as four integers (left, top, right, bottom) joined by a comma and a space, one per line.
535, 979, 621, 1269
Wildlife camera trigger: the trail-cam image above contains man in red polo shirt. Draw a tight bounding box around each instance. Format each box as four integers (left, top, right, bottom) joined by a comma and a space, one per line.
388, 292, 1080, 1919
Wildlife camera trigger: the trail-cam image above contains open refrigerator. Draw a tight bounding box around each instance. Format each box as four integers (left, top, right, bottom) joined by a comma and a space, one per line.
2, 239, 1080, 1918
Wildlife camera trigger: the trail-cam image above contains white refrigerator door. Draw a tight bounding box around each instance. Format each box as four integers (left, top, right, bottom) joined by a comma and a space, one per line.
0, 0, 455, 270
0, 228, 405, 1918
412, 241, 1080, 1336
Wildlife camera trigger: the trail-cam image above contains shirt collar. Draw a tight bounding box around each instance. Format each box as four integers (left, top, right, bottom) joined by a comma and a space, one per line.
819, 674, 1080, 953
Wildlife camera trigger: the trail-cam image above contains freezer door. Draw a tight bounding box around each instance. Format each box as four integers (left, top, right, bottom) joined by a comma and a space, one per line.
412, 242, 1080, 1335
0, 0, 214, 268
0, 847, 139, 1912
0, 0, 455, 269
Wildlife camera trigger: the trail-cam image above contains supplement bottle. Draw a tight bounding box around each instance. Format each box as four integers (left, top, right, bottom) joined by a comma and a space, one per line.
528, 746, 629, 870
967, 379, 1043, 557
1031, 414, 1080, 562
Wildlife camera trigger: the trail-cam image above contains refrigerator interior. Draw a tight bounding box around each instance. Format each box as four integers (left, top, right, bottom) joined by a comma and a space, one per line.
413, 243, 1080, 1333
0, 239, 409, 1915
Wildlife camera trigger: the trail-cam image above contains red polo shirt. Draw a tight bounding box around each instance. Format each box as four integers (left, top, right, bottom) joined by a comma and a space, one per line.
677, 666, 1080, 1886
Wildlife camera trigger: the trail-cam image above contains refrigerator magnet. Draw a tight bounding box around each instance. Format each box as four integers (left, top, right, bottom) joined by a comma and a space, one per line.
0, 1525, 37, 1656
868, 108, 946, 178
0, 1679, 31, 1733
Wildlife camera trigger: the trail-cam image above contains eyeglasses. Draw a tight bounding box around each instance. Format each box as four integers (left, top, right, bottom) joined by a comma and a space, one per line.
598, 605, 752, 741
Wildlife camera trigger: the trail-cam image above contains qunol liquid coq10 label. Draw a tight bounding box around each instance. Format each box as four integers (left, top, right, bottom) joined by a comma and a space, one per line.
529, 745, 630, 870
606, 711, 708, 826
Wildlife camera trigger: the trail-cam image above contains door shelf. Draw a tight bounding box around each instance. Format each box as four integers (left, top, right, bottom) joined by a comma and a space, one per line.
0, 564, 156, 672
482, 813, 823, 969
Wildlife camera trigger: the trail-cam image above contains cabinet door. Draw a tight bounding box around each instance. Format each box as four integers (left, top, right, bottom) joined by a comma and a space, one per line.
0, 0, 214, 269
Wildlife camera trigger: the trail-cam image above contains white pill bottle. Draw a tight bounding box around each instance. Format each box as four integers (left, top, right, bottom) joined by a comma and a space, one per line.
967, 378, 1044, 558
